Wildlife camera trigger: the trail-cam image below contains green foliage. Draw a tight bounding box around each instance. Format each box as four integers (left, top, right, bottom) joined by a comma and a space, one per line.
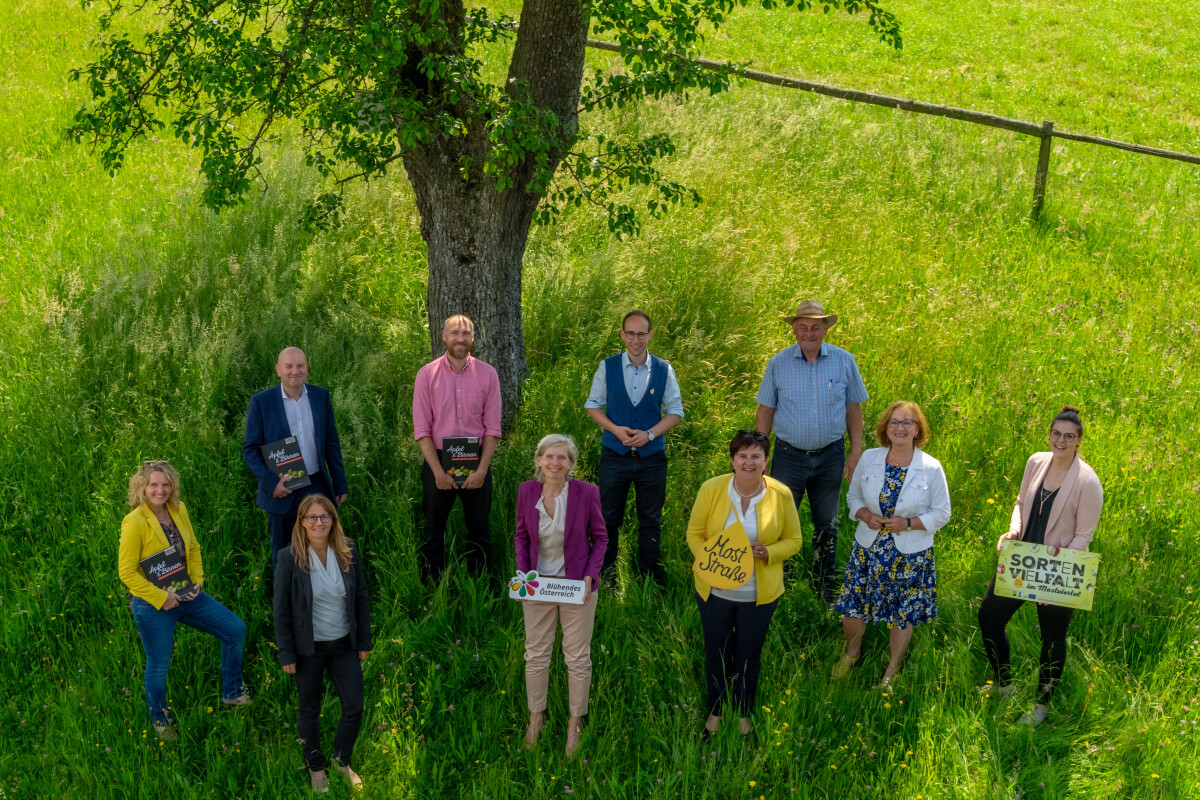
68, 0, 900, 237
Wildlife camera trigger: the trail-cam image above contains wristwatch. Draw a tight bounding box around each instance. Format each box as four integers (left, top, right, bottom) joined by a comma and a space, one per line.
645, 430, 656, 442
905, 517, 912, 532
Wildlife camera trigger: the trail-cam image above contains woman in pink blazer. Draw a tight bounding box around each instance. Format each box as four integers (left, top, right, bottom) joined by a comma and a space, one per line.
513, 434, 607, 757
978, 406, 1103, 726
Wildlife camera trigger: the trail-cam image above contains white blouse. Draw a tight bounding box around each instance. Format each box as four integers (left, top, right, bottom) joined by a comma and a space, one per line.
309, 546, 351, 642
711, 479, 764, 603
535, 482, 568, 578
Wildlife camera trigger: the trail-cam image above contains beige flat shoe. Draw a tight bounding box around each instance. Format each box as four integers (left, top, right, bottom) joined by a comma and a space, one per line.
831, 656, 858, 680
221, 692, 252, 707
565, 721, 582, 758
154, 723, 178, 741
334, 763, 364, 790
309, 769, 330, 794
524, 712, 545, 748
877, 673, 898, 690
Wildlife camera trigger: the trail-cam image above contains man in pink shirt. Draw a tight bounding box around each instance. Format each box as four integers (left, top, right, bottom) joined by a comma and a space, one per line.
413, 314, 502, 580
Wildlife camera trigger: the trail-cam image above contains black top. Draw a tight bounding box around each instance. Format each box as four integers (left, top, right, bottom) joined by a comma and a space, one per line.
1023, 481, 1059, 546
274, 540, 372, 666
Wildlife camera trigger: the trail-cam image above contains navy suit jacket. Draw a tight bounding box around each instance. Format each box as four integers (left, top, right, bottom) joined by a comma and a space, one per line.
243, 383, 348, 515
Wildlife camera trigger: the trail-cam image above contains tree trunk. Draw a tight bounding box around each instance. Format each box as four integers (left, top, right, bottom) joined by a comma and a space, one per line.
402, 0, 590, 421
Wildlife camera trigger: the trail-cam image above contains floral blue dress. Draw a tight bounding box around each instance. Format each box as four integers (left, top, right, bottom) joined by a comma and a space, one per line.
833, 463, 938, 629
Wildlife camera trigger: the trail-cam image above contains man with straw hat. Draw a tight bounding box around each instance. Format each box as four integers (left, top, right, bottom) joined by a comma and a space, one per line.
755, 300, 868, 605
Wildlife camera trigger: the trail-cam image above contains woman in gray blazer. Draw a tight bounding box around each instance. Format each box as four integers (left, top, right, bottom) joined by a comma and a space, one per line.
275, 494, 372, 793
978, 406, 1103, 726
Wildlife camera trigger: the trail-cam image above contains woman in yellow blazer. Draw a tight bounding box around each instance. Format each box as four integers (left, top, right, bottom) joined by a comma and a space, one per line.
687, 431, 803, 740
118, 461, 248, 739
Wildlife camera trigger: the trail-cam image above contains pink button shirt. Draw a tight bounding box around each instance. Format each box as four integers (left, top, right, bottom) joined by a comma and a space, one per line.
412, 354, 502, 449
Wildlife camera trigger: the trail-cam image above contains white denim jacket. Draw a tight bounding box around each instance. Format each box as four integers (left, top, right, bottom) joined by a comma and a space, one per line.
846, 447, 952, 554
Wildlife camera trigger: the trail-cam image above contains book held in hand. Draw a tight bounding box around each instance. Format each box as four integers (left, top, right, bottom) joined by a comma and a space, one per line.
441, 436, 481, 487
140, 545, 193, 595
261, 436, 312, 490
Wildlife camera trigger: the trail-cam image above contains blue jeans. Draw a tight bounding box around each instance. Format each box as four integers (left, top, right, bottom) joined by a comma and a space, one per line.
131, 592, 247, 724
769, 438, 845, 599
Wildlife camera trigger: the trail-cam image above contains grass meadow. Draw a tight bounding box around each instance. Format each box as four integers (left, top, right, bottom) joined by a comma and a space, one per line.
2, 0, 1199, 797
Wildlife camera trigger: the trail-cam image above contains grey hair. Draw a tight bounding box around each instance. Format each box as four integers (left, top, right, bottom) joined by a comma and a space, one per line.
533, 433, 578, 482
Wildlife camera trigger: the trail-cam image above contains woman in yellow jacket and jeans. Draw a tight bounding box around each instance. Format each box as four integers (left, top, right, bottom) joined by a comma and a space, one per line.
687, 431, 803, 740
118, 461, 248, 739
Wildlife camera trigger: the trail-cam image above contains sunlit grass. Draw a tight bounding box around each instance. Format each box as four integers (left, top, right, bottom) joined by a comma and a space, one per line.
1, 0, 1198, 797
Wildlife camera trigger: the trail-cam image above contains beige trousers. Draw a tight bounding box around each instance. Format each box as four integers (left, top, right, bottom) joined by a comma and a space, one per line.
522, 597, 598, 716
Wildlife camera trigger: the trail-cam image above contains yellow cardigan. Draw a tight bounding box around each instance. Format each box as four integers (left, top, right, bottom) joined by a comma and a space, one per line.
118, 502, 205, 609
686, 474, 803, 605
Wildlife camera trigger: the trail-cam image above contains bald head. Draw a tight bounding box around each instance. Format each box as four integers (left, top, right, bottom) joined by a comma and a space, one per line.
275, 347, 310, 398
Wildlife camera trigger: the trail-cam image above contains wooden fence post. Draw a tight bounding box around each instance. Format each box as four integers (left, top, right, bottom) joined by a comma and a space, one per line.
1031, 120, 1055, 221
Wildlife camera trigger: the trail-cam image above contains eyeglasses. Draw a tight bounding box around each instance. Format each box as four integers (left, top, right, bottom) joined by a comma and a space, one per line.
303, 514, 333, 524
142, 459, 169, 467
886, 419, 917, 429
736, 430, 768, 441
1049, 430, 1079, 443
622, 330, 650, 340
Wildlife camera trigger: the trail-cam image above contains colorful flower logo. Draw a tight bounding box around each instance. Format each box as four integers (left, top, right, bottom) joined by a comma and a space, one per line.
510, 570, 540, 598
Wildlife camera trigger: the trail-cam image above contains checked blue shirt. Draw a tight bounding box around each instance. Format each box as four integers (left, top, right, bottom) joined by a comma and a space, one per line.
756, 342, 869, 450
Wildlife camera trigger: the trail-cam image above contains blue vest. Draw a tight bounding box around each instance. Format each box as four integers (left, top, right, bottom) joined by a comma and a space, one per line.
601, 354, 668, 456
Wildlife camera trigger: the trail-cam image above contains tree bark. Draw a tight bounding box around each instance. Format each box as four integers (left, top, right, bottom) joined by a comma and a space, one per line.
402, 0, 589, 422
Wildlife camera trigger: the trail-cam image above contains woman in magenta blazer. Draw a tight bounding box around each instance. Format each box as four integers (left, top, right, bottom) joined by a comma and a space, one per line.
978, 406, 1104, 726
513, 433, 607, 757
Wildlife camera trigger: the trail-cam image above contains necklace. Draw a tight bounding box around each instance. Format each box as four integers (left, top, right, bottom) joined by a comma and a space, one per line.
1037, 485, 1058, 516
734, 478, 764, 498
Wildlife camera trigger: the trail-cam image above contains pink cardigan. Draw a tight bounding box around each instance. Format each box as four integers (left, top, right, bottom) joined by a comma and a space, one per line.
514, 479, 608, 584
1004, 452, 1103, 551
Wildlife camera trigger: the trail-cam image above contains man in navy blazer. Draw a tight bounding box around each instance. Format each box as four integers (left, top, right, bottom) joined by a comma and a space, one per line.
243, 347, 349, 558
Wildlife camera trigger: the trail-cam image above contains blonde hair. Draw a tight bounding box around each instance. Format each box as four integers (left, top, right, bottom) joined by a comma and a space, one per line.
127, 461, 182, 509
532, 433, 578, 482
290, 494, 353, 573
875, 401, 931, 449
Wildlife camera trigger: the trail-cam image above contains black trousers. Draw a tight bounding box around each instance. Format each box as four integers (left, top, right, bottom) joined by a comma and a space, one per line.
695, 593, 778, 717
419, 460, 493, 579
978, 578, 1075, 703
267, 472, 333, 557
769, 438, 844, 599
598, 448, 668, 582
293, 636, 364, 772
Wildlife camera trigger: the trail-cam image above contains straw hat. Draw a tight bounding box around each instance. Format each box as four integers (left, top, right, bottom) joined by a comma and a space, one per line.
783, 299, 838, 327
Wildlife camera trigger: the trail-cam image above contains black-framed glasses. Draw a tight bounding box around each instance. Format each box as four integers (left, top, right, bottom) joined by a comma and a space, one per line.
303, 514, 333, 524
886, 419, 917, 429
1049, 430, 1079, 443
735, 430, 768, 441
622, 330, 650, 340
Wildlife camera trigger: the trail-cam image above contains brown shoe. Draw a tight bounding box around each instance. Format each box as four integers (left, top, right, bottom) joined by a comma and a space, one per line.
334, 763, 364, 790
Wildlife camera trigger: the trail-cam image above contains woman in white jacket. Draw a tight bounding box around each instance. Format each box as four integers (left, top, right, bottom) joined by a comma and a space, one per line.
830, 401, 951, 687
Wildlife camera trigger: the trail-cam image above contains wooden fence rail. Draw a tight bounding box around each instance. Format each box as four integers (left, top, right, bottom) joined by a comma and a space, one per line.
585, 37, 1200, 220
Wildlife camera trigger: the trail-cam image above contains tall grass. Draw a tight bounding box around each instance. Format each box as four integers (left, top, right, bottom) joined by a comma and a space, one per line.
1, 0, 1198, 797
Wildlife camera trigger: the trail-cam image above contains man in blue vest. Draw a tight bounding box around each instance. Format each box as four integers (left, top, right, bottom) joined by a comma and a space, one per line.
586, 310, 684, 586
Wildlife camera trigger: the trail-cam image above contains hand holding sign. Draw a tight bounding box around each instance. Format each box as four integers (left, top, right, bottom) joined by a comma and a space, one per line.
693, 521, 755, 590
995, 540, 1100, 611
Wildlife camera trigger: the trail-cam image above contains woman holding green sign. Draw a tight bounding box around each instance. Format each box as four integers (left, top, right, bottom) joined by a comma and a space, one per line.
831, 401, 952, 688
978, 406, 1104, 726
686, 430, 803, 741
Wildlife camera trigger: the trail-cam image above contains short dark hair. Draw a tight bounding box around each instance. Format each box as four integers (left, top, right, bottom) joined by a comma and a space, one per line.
729, 430, 771, 460
1051, 405, 1084, 437
622, 309, 652, 331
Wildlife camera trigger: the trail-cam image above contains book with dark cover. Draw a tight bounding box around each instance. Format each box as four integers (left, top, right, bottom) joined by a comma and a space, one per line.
260, 436, 312, 490
139, 545, 193, 594
441, 436, 481, 487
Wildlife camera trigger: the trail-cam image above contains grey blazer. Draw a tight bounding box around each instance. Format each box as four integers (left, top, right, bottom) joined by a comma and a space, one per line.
274, 540, 372, 666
